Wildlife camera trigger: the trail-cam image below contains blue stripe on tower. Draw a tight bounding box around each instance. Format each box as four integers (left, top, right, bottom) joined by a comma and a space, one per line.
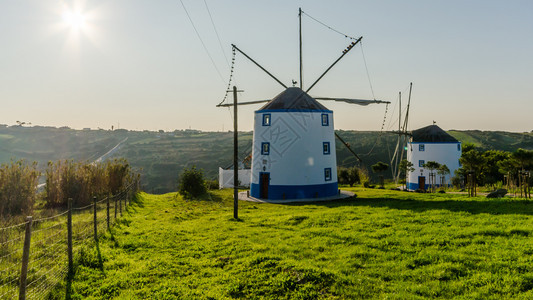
250, 182, 338, 200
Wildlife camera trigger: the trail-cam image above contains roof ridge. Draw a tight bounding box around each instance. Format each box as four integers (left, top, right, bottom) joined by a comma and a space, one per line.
258, 87, 330, 111
411, 124, 459, 143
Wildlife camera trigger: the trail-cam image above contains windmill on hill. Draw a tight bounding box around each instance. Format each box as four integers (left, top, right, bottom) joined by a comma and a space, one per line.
218, 8, 390, 201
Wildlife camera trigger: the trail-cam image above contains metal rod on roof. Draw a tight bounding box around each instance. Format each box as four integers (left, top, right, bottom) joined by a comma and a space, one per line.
231, 44, 288, 89
305, 36, 362, 94
299, 7, 303, 90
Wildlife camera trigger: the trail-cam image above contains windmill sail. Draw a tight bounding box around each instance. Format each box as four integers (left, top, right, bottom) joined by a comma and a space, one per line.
315, 97, 390, 106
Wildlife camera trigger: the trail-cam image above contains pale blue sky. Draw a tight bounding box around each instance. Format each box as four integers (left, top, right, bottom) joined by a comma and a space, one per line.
0, 0, 532, 132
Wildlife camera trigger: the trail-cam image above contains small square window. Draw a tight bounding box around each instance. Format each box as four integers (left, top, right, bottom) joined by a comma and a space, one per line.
321, 114, 329, 126
324, 168, 332, 181
261, 142, 270, 155
323, 142, 330, 155
457, 144, 461, 151
262, 114, 271, 126
419, 144, 425, 151
419, 160, 425, 167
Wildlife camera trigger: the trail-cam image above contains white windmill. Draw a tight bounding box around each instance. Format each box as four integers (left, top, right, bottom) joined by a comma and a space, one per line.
218, 8, 389, 200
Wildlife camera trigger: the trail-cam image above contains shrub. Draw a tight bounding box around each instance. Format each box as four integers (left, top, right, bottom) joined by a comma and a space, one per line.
338, 166, 362, 187
107, 158, 131, 195
178, 166, 207, 199
0, 160, 40, 217
205, 179, 219, 190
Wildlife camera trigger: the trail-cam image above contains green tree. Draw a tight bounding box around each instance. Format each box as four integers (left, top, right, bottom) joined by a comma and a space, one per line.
371, 162, 389, 188
398, 159, 414, 190
437, 164, 450, 188
460, 148, 486, 196
338, 166, 362, 187
482, 150, 510, 189
423, 161, 441, 192
337, 167, 349, 185
497, 157, 518, 191
511, 148, 533, 198
178, 166, 207, 199
512, 148, 533, 171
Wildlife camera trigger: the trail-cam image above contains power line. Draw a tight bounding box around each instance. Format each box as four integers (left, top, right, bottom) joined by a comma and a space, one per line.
301, 9, 358, 40
360, 41, 376, 100
179, 0, 225, 83
203, 0, 231, 69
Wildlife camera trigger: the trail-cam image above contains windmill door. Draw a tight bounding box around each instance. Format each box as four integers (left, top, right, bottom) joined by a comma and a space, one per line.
418, 176, 426, 191
260, 173, 269, 199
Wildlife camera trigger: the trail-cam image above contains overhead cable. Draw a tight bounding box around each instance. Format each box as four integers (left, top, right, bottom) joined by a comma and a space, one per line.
360, 41, 376, 100
179, 0, 226, 83
301, 10, 358, 40
203, 0, 231, 69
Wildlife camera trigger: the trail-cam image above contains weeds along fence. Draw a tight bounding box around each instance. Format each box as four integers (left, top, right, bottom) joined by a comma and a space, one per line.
0, 184, 137, 300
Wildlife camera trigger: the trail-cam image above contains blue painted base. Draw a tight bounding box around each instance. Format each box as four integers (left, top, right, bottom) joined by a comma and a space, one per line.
407, 182, 452, 191
250, 182, 338, 200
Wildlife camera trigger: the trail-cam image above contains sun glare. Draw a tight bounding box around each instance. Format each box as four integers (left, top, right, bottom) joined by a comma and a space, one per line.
63, 11, 85, 30
62, 10, 86, 30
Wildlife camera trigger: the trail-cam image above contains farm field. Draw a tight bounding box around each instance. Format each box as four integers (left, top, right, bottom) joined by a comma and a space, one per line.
55, 188, 533, 299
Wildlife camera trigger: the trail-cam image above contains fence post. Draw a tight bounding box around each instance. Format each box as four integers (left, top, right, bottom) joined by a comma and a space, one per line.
93, 196, 98, 242
67, 198, 73, 277
18, 216, 33, 300
106, 195, 110, 231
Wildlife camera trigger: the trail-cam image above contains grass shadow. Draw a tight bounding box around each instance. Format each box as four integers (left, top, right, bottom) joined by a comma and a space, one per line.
94, 239, 105, 274
128, 192, 145, 208
285, 194, 533, 216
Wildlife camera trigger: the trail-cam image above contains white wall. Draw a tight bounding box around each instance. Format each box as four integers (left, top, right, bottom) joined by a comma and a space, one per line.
407, 142, 461, 189
218, 168, 251, 188
250, 110, 337, 186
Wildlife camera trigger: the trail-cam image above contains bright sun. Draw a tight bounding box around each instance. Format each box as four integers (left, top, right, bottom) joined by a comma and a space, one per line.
62, 10, 86, 30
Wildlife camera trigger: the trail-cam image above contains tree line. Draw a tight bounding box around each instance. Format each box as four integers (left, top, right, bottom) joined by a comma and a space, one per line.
456, 144, 533, 197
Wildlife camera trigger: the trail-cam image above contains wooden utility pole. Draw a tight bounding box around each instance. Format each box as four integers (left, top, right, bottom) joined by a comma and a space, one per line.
233, 86, 238, 219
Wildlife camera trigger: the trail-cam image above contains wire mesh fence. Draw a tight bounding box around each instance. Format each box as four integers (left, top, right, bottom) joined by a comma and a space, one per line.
0, 184, 136, 299
0, 222, 27, 299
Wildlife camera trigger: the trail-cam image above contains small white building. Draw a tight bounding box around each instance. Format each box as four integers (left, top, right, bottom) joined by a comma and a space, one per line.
250, 87, 338, 200
218, 167, 251, 189
406, 124, 461, 191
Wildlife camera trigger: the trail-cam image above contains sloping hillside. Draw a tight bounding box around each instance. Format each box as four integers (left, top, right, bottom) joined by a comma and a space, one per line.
448, 130, 533, 151
2, 125, 533, 193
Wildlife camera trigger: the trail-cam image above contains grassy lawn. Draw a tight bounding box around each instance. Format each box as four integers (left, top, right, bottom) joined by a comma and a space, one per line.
57, 188, 533, 299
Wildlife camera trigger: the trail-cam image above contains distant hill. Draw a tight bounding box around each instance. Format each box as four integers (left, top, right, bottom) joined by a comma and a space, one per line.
1, 125, 533, 193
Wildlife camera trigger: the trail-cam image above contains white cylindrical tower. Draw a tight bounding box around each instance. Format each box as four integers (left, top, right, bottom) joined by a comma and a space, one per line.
406, 125, 462, 191
250, 87, 338, 200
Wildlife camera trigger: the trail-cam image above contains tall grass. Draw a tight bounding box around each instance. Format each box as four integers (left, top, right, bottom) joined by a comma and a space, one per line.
0, 160, 39, 218
45, 159, 137, 208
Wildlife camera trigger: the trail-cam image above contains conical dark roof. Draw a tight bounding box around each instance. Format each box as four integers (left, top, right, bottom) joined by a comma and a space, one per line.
411, 125, 458, 143
258, 87, 330, 111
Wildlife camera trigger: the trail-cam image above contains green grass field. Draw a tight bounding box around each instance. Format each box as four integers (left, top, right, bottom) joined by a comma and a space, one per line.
56, 188, 533, 299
